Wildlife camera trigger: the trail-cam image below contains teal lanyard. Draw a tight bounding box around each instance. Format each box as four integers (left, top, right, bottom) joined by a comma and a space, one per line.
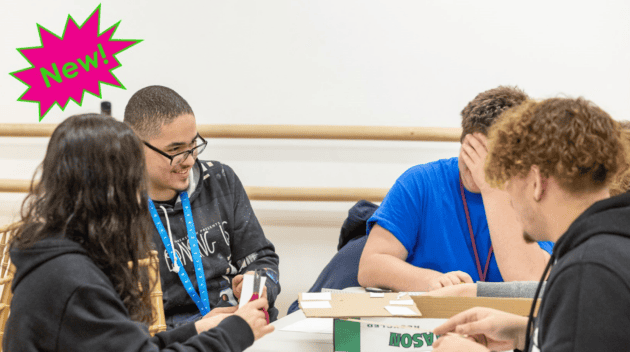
148, 192, 210, 315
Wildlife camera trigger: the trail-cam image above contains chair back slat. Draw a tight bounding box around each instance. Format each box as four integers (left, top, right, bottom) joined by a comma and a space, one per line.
0, 222, 19, 352
130, 250, 167, 336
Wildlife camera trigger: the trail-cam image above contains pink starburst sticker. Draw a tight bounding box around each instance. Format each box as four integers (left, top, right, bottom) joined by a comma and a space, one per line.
11, 5, 141, 121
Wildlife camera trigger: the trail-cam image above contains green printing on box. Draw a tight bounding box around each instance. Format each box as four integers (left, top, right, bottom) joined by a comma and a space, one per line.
333, 318, 361, 352
333, 317, 439, 351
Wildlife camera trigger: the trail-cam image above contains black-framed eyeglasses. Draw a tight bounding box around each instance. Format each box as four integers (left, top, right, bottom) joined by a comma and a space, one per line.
143, 134, 207, 166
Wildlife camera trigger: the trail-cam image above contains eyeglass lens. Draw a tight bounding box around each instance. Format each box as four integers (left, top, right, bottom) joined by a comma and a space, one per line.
172, 138, 206, 165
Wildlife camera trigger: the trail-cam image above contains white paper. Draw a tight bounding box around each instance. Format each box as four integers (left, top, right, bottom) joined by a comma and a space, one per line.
301, 301, 332, 309
238, 273, 266, 309
384, 306, 417, 316
301, 292, 332, 301
280, 318, 333, 334
370, 292, 385, 298
389, 299, 414, 305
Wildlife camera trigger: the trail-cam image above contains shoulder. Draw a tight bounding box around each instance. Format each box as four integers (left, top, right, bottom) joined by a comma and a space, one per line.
41, 254, 112, 294
198, 160, 238, 180
548, 234, 630, 295
395, 157, 458, 187
559, 234, 630, 270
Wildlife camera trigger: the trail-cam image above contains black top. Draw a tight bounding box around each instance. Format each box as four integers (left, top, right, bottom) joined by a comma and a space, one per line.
4, 236, 255, 352
530, 192, 630, 351
151, 160, 280, 328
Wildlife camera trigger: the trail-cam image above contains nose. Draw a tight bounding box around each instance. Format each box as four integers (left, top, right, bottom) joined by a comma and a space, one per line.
178, 151, 196, 168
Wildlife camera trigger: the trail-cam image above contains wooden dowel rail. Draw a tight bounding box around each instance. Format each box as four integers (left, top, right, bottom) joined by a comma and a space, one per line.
0, 179, 389, 202
0, 123, 462, 142
0, 123, 458, 201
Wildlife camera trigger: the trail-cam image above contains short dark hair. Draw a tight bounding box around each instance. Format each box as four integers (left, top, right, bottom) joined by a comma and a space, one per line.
124, 85, 194, 138
460, 86, 529, 142
11, 113, 155, 324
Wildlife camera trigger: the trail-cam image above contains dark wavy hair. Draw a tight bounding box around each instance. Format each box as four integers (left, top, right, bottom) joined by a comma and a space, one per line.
460, 86, 529, 142
124, 85, 194, 139
485, 98, 630, 193
9, 114, 155, 324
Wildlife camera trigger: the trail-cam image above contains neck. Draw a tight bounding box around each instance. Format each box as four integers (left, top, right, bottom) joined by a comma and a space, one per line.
149, 187, 178, 202
546, 188, 610, 242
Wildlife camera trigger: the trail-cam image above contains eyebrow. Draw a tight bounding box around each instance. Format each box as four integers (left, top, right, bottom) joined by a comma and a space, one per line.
164, 135, 198, 149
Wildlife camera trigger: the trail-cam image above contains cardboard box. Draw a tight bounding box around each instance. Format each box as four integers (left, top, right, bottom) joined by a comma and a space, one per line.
299, 293, 539, 352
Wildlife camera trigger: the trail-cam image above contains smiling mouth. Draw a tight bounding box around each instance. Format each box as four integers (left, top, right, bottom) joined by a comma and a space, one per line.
174, 169, 189, 174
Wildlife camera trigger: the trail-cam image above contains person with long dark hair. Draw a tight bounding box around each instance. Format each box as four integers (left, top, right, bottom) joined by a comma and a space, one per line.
3, 114, 273, 351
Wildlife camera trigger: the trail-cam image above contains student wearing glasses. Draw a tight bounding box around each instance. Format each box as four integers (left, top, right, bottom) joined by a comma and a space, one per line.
124, 86, 280, 329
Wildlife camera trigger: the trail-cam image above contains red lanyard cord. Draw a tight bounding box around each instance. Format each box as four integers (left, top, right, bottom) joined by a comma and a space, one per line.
459, 176, 494, 282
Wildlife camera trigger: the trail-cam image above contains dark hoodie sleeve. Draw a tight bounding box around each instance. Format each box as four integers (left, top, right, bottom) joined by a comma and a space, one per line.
222, 164, 281, 313
57, 284, 255, 352
537, 263, 630, 351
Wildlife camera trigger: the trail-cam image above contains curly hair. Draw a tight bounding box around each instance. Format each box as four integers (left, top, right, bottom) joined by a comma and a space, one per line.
124, 85, 194, 139
460, 86, 529, 142
10, 114, 156, 325
485, 98, 630, 193
610, 121, 630, 195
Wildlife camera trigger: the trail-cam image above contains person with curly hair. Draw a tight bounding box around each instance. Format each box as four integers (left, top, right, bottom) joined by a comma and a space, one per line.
424, 120, 630, 300
359, 86, 553, 293
3, 114, 274, 352
433, 97, 630, 352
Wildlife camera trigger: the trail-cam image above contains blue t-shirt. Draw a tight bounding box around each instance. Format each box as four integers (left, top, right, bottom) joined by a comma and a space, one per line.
367, 157, 554, 282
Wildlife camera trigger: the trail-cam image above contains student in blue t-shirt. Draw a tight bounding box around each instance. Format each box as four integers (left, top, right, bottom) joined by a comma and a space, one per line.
358, 86, 554, 292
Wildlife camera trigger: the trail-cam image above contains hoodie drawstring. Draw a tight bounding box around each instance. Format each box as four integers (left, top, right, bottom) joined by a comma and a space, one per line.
523, 255, 555, 352
159, 205, 180, 272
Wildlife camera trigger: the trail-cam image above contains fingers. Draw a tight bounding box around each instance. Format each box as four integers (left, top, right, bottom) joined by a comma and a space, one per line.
466, 133, 488, 154
232, 275, 244, 299
253, 320, 275, 340
462, 134, 488, 163
259, 322, 275, 335
455, 319, 492, 337
245, 296, 270, 310
433, 308, 482, 335
232, 275, 244, 288
453, 271, 474, 283
472, 132, 488, 147
431, 271, 473, 290
461, 139, 481, 165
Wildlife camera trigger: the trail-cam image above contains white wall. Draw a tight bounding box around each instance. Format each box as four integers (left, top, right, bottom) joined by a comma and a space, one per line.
1, 0, 629, 317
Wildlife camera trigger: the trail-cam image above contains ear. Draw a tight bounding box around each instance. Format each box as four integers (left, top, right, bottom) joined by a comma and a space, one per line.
531, 165, 546, 202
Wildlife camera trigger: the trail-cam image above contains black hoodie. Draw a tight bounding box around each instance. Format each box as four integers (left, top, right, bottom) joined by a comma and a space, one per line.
151, 160, 280, 328
3, 236, 255, 352
526, 192, 630, 351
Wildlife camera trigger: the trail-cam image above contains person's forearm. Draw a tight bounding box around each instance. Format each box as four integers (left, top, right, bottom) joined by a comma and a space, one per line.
358, 252, 443, 292
482, 189, 550, 281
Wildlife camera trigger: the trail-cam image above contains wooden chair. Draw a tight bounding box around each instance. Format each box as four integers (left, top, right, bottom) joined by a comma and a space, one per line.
133, 250, 167, 336
0, 222, 19, 351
